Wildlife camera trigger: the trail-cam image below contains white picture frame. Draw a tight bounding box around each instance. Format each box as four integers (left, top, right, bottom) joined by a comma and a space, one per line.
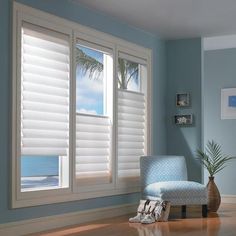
221, 88, 236, 119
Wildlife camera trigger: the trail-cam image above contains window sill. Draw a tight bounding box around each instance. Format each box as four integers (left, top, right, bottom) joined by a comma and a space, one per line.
12, 186, 140, 208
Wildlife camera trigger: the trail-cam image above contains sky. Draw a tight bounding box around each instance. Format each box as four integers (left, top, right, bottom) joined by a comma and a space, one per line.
76, 45, 104, 115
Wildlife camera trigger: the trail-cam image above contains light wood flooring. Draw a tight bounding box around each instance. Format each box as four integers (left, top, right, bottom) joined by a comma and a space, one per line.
30, 203, 236, 236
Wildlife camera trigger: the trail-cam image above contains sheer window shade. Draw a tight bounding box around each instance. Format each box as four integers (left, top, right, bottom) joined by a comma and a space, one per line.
118, 52, 147, 65
118, 90, 146, 179
21, 23, 70, 157
76, 114, 112, 184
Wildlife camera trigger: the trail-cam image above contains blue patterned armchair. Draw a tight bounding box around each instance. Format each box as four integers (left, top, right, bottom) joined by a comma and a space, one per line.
140, 155, 208, 217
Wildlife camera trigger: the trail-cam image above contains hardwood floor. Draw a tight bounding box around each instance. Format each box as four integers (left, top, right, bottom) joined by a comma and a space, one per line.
30, 204, 236, 236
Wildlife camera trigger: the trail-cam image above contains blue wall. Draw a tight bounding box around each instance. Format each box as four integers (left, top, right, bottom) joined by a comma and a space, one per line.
153, 40, 167, 154
0, 0, 167, 224
0, 0, 12, 225
166, 39, 202, 182
204, 49, 236, 194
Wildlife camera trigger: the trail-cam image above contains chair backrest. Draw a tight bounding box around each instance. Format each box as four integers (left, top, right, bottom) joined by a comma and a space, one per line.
140, 155, 188, 188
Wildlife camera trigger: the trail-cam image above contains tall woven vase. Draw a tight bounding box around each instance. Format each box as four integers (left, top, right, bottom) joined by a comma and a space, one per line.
207, 176, 221, 212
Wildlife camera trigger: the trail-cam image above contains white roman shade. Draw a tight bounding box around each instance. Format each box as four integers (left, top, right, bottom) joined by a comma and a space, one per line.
76, 114, 112, 183
21, 23, 70, 156
118, 52, 147, 65
118, 89, 146, 178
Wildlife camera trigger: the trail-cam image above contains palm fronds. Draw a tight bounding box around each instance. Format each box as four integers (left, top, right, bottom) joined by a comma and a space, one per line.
196, 140, 234, 177
76, 47, 103, 79
118, 58, 138, 89
76, 48, 139, 89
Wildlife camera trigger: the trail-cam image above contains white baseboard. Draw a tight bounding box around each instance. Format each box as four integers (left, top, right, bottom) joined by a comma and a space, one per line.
221, 195, 236, 204
0, 203, 137, 236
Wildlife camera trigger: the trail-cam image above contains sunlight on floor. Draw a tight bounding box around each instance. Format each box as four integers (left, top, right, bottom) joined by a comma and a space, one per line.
31, 204, 236, 236
37, 224, 110, 236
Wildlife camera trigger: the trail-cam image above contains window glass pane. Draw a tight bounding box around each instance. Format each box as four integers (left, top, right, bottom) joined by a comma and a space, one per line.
21, 156, 59, 191
76, 45, 104, 115
20, 24, 70, 192
75, 43, 113, 185
117, 55, 147, 182
118, 58, 140, 92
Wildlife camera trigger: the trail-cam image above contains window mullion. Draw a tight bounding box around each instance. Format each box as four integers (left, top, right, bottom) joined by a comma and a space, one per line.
70, 31, 77, 193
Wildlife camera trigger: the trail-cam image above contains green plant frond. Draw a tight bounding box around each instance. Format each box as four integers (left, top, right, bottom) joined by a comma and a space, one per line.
212, 156, 232, 173
214, 165, 227, 176
212, 162, 224, 175
196, 140, 234, 177
196, 150, 210, 164
207, 141, 222, 160
196, 149, 213, 175
214, 155, 232, 166
213, 152, 227, 165
212, 153, 229, 168
205, 141, 219, 164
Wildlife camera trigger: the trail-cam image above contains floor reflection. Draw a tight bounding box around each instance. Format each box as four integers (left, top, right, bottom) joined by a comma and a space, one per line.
129, 222, 170, 236
28, 204, 236, 236
207, 212, 221, 236
129, 212, 221, 236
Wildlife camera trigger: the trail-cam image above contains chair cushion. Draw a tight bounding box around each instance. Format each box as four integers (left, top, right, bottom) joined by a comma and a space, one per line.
143, 181, 207, 205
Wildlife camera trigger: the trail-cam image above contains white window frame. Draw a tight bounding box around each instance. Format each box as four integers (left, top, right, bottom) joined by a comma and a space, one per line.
12, 2, 152, 208
12, 6, 74, 208
73, 33, 115, 193
115, 46, 151, 189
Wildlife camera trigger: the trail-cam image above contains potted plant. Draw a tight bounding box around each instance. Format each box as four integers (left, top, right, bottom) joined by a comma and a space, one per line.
196, 140, 234, 212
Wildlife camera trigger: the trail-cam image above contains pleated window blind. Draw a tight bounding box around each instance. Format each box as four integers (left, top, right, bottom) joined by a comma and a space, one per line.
117, 90, 146, 179
21, 23, 70, 158
75, 41, 113, 185
76, 114, 112, 184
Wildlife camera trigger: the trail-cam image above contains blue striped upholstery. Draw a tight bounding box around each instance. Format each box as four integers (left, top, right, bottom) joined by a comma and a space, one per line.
140, 156, 207, 206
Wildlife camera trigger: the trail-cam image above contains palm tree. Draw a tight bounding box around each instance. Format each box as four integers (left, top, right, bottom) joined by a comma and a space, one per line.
76, 47, 139, 89
76, 47, 103, 80
118, 58, 139, 90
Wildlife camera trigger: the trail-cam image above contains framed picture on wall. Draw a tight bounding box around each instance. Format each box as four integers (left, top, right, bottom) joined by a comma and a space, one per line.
174, 114, 193, 126
221, 88, 236, 119
176, 93, 190, 107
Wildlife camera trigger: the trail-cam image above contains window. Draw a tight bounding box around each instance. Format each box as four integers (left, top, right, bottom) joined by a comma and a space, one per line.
117, 52, 148, 184
19, 22, 70, 192
75, 40, 113, 186
12, 3, 151, 207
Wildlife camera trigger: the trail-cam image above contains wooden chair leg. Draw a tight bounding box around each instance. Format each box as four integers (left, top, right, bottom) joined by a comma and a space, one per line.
181, 205, 186, 218
202, 204, 208, 217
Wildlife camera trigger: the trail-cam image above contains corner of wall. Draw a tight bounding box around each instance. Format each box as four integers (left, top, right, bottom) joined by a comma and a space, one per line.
166, 38, 202, 182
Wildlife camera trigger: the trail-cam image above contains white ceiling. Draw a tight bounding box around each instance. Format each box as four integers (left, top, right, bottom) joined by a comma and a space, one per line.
72, 0, 236, 39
